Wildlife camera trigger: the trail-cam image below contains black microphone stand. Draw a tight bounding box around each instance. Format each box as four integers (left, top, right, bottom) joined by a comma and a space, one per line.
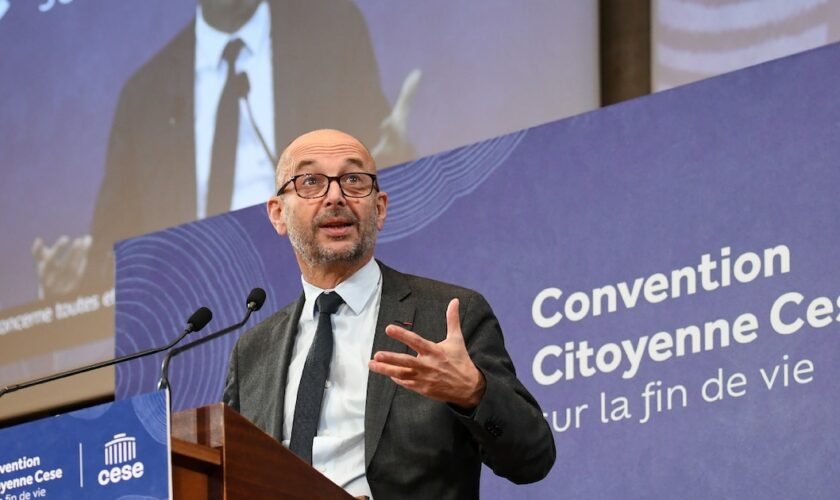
0, 307, 212, 399
157, 289, 265, 394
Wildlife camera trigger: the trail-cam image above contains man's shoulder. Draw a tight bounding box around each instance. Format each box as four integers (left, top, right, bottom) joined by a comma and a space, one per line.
234, 296, 301, 351
379, 262, 482, 302
270, 0, 366, 26
119, 21, 194, 102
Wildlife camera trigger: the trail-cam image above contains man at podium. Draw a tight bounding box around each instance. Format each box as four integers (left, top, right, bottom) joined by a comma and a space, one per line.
223, 129, 555, 499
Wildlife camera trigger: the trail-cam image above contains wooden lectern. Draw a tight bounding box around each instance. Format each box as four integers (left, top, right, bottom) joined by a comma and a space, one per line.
170, 404, 353, 499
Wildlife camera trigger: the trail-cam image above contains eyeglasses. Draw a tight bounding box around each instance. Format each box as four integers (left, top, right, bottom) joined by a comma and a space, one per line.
277, 172, 379, 199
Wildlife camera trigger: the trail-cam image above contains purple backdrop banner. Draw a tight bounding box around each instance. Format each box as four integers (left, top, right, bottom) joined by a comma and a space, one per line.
115, 43, 840, 498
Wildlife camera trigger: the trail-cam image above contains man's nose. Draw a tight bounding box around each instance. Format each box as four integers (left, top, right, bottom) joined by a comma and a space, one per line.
324, 178, 346, 205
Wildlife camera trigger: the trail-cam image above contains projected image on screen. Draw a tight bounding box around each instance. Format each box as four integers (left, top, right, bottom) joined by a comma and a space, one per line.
0, 0, 597, 419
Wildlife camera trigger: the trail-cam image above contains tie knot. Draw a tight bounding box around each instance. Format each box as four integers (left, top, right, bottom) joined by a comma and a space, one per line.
221, 38, 245, 67
316, 292, 344, 315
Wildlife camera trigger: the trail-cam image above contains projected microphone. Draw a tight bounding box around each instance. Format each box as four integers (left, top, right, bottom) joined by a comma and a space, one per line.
0, 307, 212, 399
157, 288, 266, 394
238, 73, 279, 166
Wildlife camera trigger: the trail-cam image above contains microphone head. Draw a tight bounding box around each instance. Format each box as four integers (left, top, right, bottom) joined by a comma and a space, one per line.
247, 288, 267, 311
187, 307, 213, 332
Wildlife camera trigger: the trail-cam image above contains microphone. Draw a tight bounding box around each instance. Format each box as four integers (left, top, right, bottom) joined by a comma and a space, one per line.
238, 73, 279, 165
157, 288, 266, 394
0, 307, 212, 399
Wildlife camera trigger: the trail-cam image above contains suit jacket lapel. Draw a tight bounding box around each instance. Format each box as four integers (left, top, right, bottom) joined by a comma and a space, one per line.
273, 293, 306, 442
365, 263, 415, 468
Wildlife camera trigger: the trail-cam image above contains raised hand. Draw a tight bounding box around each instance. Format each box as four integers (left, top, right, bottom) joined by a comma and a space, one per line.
31, 234, 91, 299
368, 298, 486, 409
370, 68, 422, 168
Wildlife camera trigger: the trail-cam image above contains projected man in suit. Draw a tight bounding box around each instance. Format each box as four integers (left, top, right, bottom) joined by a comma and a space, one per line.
223, 129, 555, 499
33, 0, 418, 295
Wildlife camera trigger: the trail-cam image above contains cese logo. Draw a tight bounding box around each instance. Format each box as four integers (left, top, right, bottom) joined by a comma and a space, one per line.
97, 462, 144, 486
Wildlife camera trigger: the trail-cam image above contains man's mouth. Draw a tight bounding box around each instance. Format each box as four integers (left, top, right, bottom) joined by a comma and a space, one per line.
318, 217, 355, 237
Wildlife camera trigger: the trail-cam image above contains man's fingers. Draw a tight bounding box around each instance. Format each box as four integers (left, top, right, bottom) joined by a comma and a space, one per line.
446, 298, 463, 341
385, 324, 435, 354
44, 236, 70, 263
32, 237, 44, 259
372, 351, 421, 368
368, 359, 415, 380
391, 68, 422, 122
389, 377, 418, 391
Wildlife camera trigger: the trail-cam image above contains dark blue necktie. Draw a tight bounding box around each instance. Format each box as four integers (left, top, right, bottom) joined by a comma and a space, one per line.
207, 38, 247, 216
289, 291, 344, 464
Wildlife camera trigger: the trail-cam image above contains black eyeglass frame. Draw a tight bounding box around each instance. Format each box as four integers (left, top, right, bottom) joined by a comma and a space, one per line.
276, 172, 380, 199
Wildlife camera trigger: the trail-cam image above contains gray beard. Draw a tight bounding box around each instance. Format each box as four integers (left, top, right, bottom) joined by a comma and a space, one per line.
285, 208, 378, 268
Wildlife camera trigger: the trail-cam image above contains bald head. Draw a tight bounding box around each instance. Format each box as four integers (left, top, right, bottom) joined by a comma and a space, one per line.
267, 129, 389, 288
276, 129, 376, 188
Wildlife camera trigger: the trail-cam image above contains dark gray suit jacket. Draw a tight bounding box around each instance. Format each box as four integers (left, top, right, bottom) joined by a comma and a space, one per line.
223, 262, 555, 499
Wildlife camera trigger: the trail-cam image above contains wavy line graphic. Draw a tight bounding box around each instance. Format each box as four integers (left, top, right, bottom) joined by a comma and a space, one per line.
657, 0, 825, 33
115, 213, 273, 410
378, 131, 527, 243
656, 26, 827, 74
68, 401, 112, 421
132, 391, 169, 445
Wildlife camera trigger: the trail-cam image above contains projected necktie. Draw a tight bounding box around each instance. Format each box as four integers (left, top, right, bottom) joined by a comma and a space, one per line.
206, 38, 247, 216
289, 291, 345, 464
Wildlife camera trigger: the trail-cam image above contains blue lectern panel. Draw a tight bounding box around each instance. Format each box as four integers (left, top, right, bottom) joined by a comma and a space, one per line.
0, 391, 170, 500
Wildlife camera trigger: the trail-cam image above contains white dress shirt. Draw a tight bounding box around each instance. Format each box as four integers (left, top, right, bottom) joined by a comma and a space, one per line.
194, 1, 276, 219
283, 258, 382, 499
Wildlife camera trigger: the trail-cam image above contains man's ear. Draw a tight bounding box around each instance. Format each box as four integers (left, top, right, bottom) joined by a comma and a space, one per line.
375, 191, 388, 230
266, 197, 288, 235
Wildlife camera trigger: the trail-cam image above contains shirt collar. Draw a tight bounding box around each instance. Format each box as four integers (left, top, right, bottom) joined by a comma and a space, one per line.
301, 259, 382, 316
195, 1, 270, 71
